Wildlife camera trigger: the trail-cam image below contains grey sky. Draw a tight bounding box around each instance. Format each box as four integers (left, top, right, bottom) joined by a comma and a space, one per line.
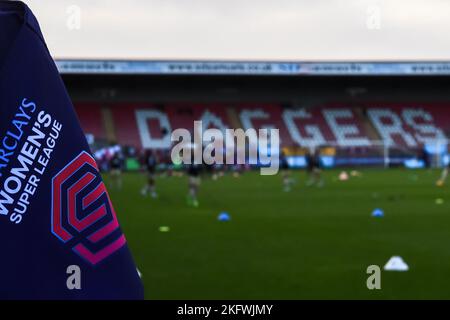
23, 0, 450, 61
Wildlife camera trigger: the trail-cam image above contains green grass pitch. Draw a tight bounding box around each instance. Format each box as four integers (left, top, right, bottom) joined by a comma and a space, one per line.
103, 169, 450, 299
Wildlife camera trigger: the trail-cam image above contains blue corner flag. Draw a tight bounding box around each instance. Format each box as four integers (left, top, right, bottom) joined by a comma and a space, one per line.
0, 1, 144, 299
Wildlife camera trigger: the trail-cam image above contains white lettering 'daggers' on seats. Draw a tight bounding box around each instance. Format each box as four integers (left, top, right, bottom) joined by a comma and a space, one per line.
322, 109, 371, 146
131, 105, 447, 150
282, 109, 326, 148
239, 109, 271, 144
135, 109, 172, 149
367, 108, 446, 147
240, 109, 270, 131
198, 110, 234, 143
401, 108, 447, 145
367, 109, 417, 147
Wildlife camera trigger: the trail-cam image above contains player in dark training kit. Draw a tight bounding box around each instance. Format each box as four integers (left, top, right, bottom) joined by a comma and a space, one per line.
280, 151, 293, 192
109, 152, 124, 190
436, 159, 450, 187
306, 148, 324, 187
187, 163, 201, 207
141, 150, 158, 198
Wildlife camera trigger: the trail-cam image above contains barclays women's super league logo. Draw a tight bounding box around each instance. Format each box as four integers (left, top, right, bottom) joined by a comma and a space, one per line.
51, 151, 126, 265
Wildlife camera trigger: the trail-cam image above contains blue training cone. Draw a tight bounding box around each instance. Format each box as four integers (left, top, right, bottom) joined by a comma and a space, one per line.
372, 208, 384, 217
218, 212, 231, 221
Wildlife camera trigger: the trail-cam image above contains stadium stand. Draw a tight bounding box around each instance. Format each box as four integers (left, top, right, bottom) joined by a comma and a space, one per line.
63, 62, 450, 168
75, 103, 105, 141
74, 103, 448, 150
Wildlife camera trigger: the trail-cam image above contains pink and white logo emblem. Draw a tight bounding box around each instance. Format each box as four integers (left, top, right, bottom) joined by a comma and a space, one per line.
51, 151, 126, 265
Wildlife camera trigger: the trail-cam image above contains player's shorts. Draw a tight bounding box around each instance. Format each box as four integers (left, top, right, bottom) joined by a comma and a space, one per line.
111, 168, 122, 176
281, 162, 289, 171
308, 165, 321, 173
147, 170, 156, 181
189, 176, 201, 187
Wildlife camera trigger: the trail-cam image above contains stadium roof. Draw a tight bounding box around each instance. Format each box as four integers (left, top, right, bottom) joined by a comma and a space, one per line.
56, 60, 450, 76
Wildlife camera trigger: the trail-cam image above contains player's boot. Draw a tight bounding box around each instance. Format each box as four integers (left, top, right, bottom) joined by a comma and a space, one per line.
192, 199, 199, 208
